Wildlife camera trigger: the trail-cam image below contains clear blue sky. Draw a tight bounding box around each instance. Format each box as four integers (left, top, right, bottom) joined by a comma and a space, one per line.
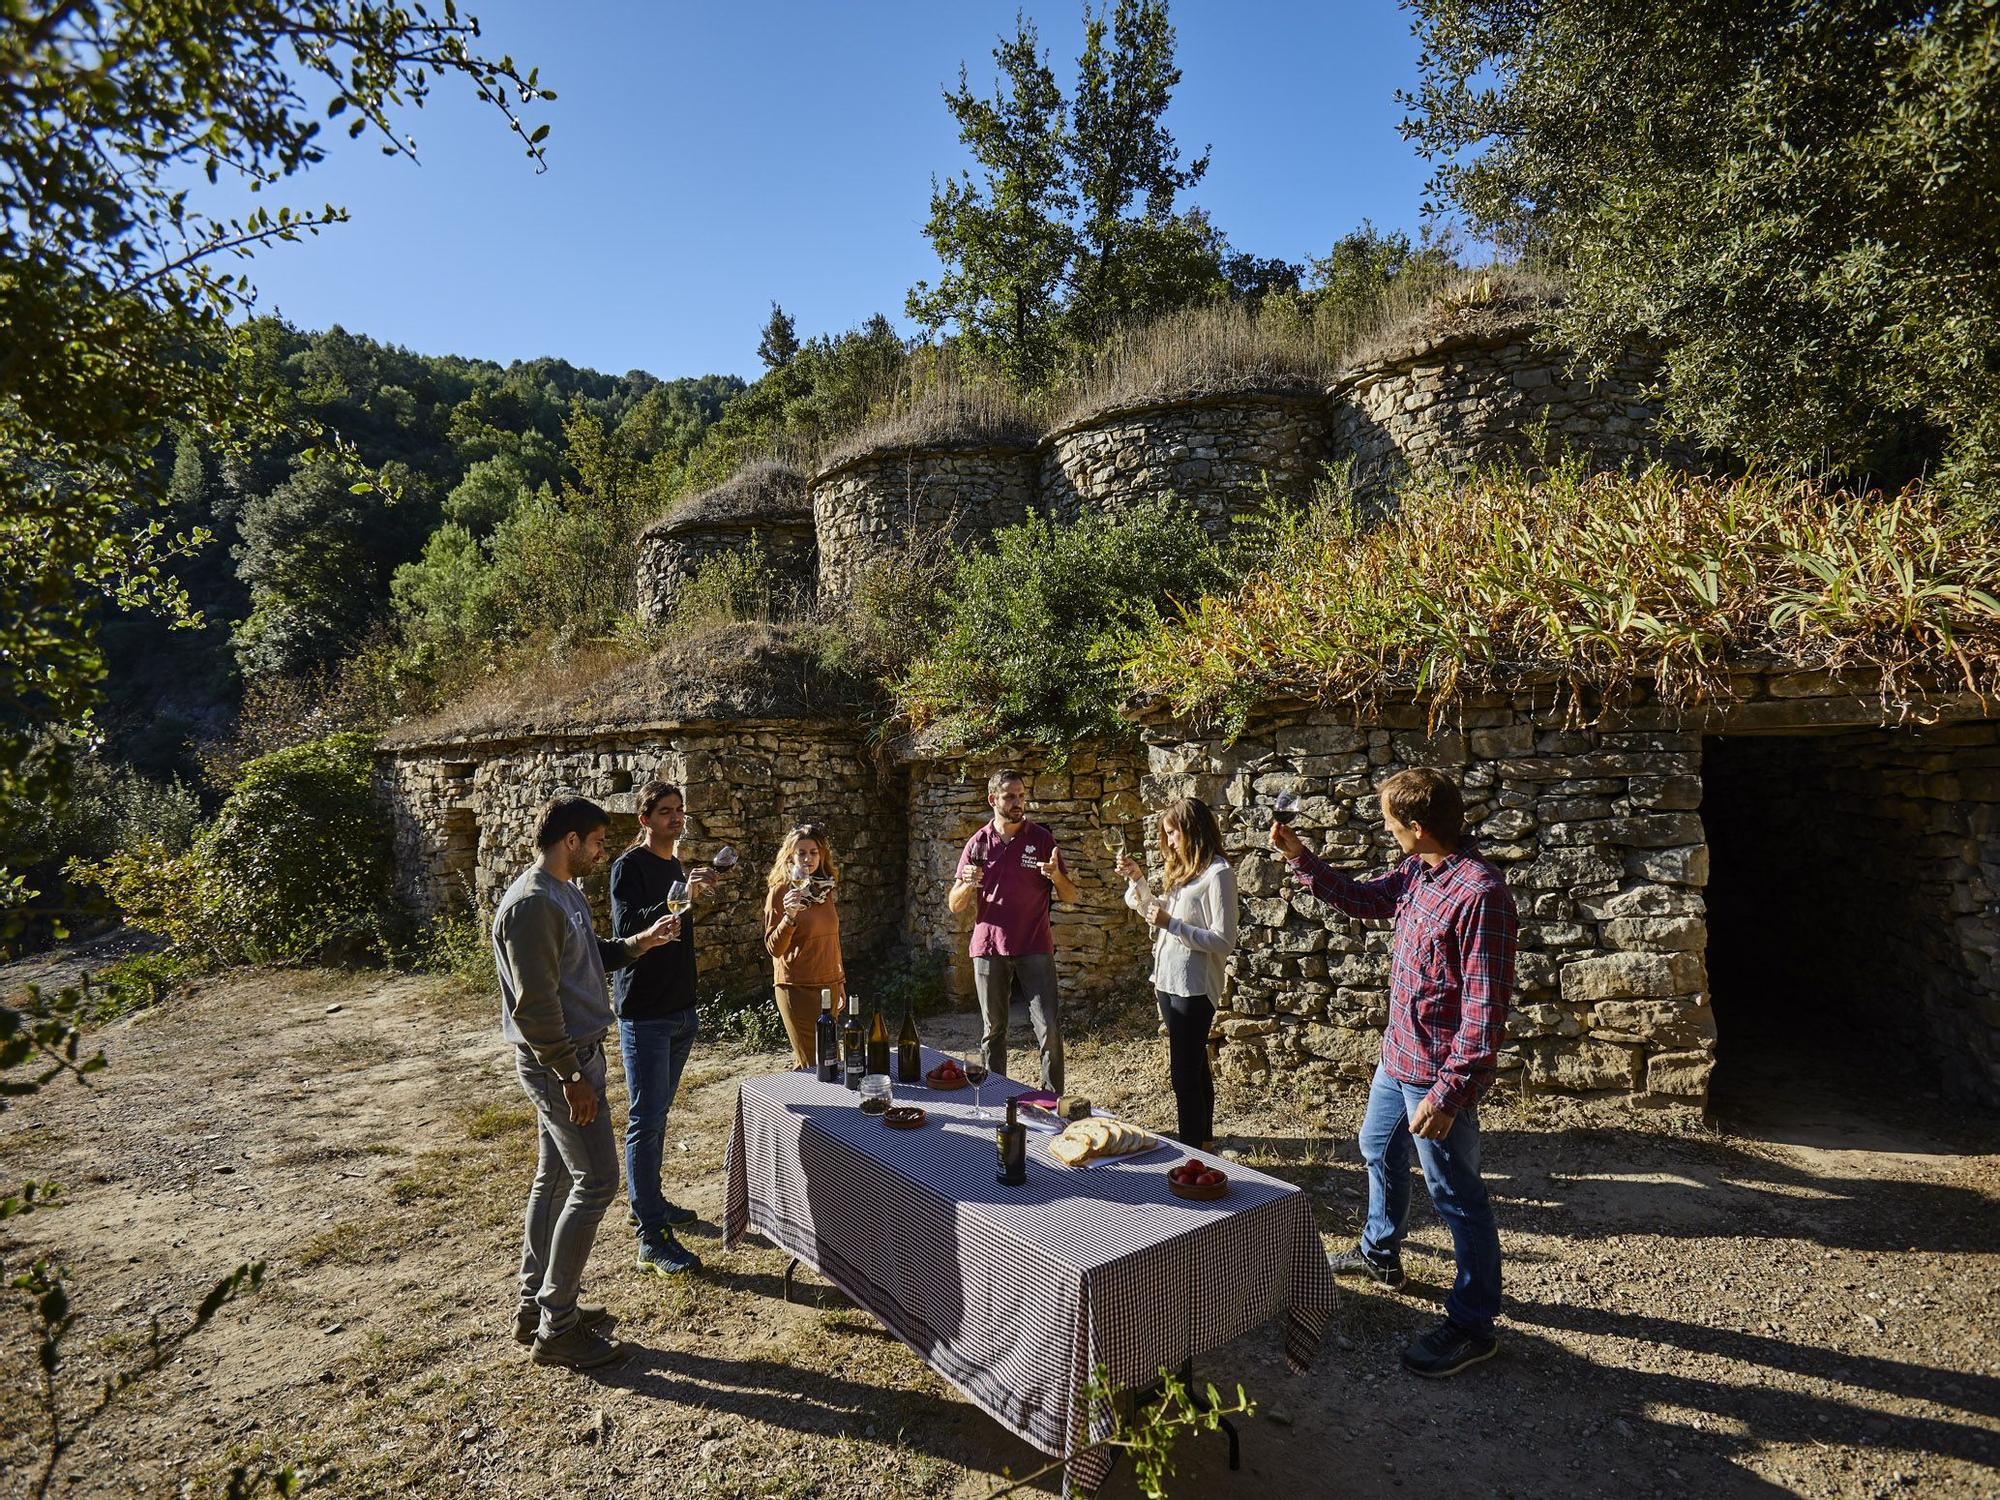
222, 1, 1439, 382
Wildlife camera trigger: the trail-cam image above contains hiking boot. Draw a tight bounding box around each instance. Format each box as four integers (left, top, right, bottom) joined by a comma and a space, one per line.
635, 1227, 702, 1277
1401, 1319, 1498, 1378
659, 1201, 698, 1228
514, 1302, 612, 1347
530, 1320, 629, 1370
1328, 1246, 1405, 1291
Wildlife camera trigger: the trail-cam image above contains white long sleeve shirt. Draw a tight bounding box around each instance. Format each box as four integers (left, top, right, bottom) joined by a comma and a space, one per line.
1124, 856, 1239, 1001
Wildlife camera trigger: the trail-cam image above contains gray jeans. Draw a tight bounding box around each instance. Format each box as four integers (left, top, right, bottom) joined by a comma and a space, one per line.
972, 951, 1063, 1094
515, 1039, 619, 1338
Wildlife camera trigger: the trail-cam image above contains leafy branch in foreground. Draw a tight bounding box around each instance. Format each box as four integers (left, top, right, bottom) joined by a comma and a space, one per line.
985, 1365, 1254, 1500
1124, 463, 2000, 729
9, 1255, 268, 1498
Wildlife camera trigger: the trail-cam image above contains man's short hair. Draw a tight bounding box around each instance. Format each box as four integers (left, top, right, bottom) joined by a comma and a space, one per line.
987, 768, 1026, 797
534, 794, 610, 850
1381, 767, 1465, 845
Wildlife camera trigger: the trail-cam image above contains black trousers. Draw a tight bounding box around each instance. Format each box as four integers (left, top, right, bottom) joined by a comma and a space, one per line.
1156, 989, 1215, 1146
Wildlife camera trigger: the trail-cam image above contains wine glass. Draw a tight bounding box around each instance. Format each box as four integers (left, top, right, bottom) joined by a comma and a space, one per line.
962, 1045, 991, 1120
1099, 824, 1127, 861
1273, 790, 1301, 828
712, 844, 739, 873
664, 879, 690, 936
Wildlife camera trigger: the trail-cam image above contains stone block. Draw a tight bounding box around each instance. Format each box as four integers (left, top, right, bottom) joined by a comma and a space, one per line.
1470, 724, 1536, 759
1574, 883, 1706, 920
1560, 950, 1705, 1002
1627, 845, 1710, 887
1599, 915, 1707, 952
1628, 774, 1704, 811
1645, 1048, 1715, 1098
1526, 1040, 1641, 1091
1588, 999, 1716, 1048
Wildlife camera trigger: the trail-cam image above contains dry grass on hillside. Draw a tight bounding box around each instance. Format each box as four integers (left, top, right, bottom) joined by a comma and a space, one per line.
382, 624, 869, 747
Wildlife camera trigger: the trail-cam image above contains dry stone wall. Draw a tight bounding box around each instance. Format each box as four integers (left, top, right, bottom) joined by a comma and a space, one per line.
1038, 392, 1330, 535
900, 742, 1155, 1008
380, 721, 905, 1002
811, 445, 1036, 600
1328, 321, 1668, 506
635, 520, 817, 625
1143, 700, 1716, 1106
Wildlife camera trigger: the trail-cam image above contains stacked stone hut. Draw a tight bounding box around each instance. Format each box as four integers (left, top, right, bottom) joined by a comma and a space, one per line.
382, 301, 2000, 1113
634, 460, 815, 624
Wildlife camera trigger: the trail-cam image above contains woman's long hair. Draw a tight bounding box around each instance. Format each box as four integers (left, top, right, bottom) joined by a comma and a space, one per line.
767, 820, 840, 891
1158, 798, 1224, 894
628, 779, 682, 850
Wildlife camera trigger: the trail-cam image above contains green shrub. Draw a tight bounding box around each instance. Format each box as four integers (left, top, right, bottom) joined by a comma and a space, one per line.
670, 532, 785, 630
895, 497, 1229, 750
869, 948, 954, 1021
74, 732, 395, 966
412, 909, 499, 994
1125, 463, 2000, 726
697, 983, 790, 1052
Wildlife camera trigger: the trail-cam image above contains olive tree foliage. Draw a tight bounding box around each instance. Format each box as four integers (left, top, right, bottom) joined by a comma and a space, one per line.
0, 0, 551, 931
907, 0, 1219, 391
1400, 0, 2000, 499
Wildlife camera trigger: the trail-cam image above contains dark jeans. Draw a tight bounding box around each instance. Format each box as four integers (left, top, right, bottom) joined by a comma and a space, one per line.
1358, 1062, 1503, 1332
1156, 990, 1215, 1145
516, 1040, 619, 1339
619, 1008, 700, 1235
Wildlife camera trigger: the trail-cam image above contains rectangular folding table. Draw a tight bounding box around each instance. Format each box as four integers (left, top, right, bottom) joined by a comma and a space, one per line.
723, 1048, 1337, 1493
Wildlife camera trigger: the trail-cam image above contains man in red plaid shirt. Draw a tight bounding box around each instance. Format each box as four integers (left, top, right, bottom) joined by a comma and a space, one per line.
1271, 766, 1515, 1377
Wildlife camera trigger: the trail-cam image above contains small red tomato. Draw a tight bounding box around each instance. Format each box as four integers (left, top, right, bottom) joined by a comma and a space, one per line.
1197, 1170, 1223, 1187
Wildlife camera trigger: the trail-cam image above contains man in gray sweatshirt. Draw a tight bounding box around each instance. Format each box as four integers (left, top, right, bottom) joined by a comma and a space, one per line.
495, 794, 678, 1369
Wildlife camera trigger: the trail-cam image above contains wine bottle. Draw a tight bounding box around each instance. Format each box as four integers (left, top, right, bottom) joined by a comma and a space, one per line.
814, 989, 839, 1083
841, 995, 865, 1090
996, 1096, 1027, 1186
896, 999, 921, 1084
866, 996, 891, 1077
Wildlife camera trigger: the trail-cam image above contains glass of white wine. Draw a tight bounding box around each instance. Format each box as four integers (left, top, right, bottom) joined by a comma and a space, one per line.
664, 879, 690, 938
1099, 824, 1127, 860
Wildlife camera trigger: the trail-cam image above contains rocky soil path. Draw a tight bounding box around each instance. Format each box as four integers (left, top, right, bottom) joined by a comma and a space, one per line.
1, 966, 1995, 1498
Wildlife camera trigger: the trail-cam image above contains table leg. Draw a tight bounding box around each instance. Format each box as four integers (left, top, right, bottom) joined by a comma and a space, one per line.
1177, 1357, 1240, 1472
783, 1257, 800, 1304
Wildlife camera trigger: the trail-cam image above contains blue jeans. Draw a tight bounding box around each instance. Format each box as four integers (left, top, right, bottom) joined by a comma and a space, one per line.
619, 1009, 700, 1235
1357, 1062, 1503, 1332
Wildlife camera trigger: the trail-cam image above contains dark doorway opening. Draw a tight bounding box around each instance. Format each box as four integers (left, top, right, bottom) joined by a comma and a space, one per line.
1701, 731, 1963, 1132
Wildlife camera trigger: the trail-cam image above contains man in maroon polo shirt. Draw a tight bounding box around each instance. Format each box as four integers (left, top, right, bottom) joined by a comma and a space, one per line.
948, 768, 1079, 1092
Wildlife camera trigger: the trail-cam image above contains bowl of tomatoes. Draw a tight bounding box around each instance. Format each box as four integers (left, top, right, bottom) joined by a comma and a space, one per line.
924, 1059, 968, 1091
1166, 1157, 1228, 1201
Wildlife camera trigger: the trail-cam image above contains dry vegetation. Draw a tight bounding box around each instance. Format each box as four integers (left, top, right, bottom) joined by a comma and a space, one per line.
1125, 463, 2000, 727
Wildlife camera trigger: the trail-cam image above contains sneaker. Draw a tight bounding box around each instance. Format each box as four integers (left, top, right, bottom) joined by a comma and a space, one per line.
659, 1201, 698, 1228
1328, 1246, 1406, 1290
1401, 1319, 1498, 1378
514, 1302, 613, 1347
530, 1321, 629, 1370
635, 1227, 702, 1277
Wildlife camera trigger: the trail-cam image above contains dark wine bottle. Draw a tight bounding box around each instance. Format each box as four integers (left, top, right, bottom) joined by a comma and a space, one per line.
896, 999, 922, 1084
996, 1096, 1027, 1186
866, 996, 891, 1077
814, 989, 839, 1083
841, 995, 865, 1090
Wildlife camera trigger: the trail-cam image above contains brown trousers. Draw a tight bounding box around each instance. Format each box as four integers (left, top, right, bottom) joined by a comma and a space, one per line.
775, 983, 844, 1070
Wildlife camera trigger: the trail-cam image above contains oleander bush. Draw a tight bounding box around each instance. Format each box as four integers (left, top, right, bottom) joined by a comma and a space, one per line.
1122, 463, 2000, 729
72, 733, 396, 967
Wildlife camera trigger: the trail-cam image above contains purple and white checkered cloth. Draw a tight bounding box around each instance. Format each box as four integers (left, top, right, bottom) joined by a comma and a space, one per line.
724, 1048, 1336, 1493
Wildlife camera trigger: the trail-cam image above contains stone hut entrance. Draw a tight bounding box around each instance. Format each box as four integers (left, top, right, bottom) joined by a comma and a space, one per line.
1701, 720, 2000, 1112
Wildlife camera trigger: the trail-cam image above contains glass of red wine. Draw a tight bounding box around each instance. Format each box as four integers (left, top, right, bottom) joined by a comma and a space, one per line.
962, 1045, 991, 1120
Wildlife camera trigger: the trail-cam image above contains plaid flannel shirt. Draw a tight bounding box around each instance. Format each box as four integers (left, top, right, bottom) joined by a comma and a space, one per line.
1288, 842, 1517, 1113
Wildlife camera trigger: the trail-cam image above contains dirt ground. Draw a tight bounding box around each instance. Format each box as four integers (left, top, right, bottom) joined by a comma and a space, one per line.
1, 962, 1996, 1499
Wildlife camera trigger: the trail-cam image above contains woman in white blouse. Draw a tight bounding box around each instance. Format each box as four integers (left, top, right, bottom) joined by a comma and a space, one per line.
1119, 797, 1237, 1149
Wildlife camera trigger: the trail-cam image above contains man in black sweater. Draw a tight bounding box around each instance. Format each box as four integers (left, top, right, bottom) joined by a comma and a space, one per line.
609, 779, 719, 1276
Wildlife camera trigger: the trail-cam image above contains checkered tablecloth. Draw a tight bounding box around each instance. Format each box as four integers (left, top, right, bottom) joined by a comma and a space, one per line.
724, 1047, 1336, 1493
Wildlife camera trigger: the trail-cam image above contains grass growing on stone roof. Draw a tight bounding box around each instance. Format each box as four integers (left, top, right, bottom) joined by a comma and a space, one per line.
1049, 265, 1561, 427
382, 623, 872, 746
1120, 464, 2000, 728
815, 356, 1041, 474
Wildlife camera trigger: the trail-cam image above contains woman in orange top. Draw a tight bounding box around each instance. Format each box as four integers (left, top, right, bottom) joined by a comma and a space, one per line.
764, 821, 846, 1069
